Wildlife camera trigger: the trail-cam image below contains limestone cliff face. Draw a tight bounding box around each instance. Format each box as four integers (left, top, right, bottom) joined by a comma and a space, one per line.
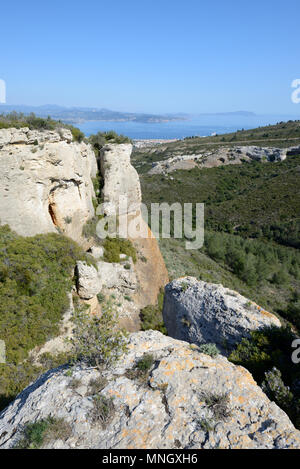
0, 331, 299, 449
0, 127, 97, 243
163, 277, 281, 355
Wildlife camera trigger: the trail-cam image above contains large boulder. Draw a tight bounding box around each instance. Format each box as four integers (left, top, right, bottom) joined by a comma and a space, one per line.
0, 331, 299, 449
0, 127, 97, 244
163, 277, 281, 355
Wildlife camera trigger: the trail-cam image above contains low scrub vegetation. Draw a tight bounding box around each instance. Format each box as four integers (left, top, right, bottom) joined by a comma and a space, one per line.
125, 354, 155, 384
69, 301, 128, 369
103, 237, 137, 263
140, 288, 167, 333
229, 326, 300, 429
0, 112, 84, 142
198, 343, 219, 358
88, 130, 132, 157
15, 416, 72, 449
203, 231, 300, 288
0, 226, 91, 411
141, 155, 300, 248
90, 395, 115, 428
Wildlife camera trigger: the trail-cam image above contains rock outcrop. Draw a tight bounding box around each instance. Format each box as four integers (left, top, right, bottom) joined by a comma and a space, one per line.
163, 277, 281, 355
75, 258, 137, 297
99, 143, 141, 217
0, 127, 97, 243
149, 144, 289, 175
97, 143, 169, 323
0, 331, 299, 449
75, 261, 102, 300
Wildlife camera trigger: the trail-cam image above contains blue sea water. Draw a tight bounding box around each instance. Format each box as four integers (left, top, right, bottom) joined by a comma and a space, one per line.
77, 114, 300, 140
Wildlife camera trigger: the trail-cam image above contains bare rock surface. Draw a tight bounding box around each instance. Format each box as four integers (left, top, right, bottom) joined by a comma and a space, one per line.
0, 331, 299, 449
163, 277, 281, 355
100, 143, 141, 217
97, 258, 137, 291
0, 127, 97, 243
76, 261, 102, 299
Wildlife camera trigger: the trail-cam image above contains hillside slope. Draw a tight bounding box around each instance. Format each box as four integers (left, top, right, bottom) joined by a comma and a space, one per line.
139, 122, 300, 330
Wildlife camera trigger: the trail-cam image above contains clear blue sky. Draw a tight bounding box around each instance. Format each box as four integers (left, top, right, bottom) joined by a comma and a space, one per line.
1, 0, 300, 114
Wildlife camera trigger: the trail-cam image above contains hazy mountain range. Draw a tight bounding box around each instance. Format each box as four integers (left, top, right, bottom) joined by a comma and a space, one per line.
0, 104, 256, 124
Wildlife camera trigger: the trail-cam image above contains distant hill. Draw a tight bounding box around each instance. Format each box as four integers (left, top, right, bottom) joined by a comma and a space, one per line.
0, 104, 186, 124
196, 111, 256, 116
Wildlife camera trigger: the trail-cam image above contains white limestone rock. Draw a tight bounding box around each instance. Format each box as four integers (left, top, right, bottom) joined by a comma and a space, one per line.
99, 143, 141, 217
0, 127, 97, 244
76, 261, 101, 299
97, 258, 137, 291
88, 246, 104, 259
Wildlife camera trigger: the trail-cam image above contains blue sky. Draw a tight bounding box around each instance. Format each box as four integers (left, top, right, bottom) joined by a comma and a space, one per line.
1, 0, 300, 114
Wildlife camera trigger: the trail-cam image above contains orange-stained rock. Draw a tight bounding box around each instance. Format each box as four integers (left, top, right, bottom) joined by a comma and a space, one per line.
1, 331, 299, 449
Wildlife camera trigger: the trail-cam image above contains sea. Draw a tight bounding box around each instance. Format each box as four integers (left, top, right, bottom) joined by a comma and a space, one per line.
77, 114, 300, 140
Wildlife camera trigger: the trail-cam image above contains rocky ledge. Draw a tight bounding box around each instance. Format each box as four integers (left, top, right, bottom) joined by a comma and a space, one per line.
0, 331, 299, 449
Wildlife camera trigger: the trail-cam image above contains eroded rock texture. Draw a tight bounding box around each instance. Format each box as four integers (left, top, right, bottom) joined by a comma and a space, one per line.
0, 331, 299, 449
0, 127, 97, 243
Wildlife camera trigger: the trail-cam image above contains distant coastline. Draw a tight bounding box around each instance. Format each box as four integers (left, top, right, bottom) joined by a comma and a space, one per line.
0, 104, 186, 124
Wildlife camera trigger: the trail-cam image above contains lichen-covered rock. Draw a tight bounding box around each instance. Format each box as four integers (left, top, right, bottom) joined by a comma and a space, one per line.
0, 331, 299, 449
0, 127, 97, 243
163, 277, 281, 355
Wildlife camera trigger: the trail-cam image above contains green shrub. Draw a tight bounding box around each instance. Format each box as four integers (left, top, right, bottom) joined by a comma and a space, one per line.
0, 112, 84, 143
125, 354, 155, 384
139, 288, 167, 334
70, 127, 84, 143
88, 131, 132, 157
262, 367, 294, 412
69, 302, 128, 369
229, 326, 300, 428
82, 216, 99, 239
15, 416, 72, 449
97, 292, 105, 303
64, 216, 72, 224
103, 237, 137, 263
139, 305, 167, 334
198, 343, 219, 358
136, 354, 154, 371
